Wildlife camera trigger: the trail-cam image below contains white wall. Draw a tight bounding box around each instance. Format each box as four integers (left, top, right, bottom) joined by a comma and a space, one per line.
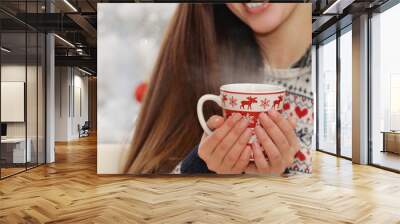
73, 74, 89, 137
55, 67, 89, 141
1, 65, 37, 138
1, 63, 46, 164
55, 67, 68, 141
1, 66, 26, 135
1, 82, 25, 122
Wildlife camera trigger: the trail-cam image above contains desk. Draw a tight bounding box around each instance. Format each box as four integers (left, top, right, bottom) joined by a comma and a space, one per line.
382, 131, 400, 154
1, 138, 31, 163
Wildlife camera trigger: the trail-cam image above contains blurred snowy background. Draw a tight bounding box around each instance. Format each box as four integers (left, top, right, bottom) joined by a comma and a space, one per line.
98, 4, 177, 144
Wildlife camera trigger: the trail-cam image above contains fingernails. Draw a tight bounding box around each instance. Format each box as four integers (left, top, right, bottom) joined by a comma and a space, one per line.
231, 113, 242, 122
241, 116, 250, 123
237, 118, 249, 129
212, 117, 222, 125
259, 112, 268, 120
260, 112, 272, 124
268, 109, 278, 118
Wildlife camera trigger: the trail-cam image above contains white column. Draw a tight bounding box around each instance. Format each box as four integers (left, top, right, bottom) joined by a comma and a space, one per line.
46, 32, 55, 163
352, 14, 369, 164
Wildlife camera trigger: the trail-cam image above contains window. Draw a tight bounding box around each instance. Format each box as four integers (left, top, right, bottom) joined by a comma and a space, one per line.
340, 28, 352, 158
0, 2, 47, 179
371, 2, 400, 171
317, 36, 337, 154
390, 75, 400, 130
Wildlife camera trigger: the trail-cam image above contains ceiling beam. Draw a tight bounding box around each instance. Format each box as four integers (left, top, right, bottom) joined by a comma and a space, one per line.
322, 0, 356, 14
55, 55, 96, 70
67, 14, 97, 39
312, 15, 335, 33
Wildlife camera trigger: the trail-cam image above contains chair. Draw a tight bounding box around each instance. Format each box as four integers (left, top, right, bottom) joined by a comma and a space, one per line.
79, 121, 90, 138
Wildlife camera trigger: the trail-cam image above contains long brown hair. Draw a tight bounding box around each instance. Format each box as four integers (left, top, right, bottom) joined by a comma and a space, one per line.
125, 4, 264, 174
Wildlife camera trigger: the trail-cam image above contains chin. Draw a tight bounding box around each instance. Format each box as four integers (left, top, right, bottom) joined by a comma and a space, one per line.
227, 3, 296, 35
246, 18, 282, 35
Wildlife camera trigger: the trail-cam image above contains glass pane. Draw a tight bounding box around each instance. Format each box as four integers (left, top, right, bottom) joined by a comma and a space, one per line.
1, 31, 27, 177
27, 31, 38, 169
38, 33, 45, 165
371, 4, 400, 171
318, 37, 337, 154
340, 29, 352, 158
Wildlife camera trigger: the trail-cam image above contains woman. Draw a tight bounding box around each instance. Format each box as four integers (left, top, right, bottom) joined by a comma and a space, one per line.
125, 3, 313, 175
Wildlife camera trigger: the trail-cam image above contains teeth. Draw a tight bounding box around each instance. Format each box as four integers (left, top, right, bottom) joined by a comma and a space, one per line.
245, 3, 265, 8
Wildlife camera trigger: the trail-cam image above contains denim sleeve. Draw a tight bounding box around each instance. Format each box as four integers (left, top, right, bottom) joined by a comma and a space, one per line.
180, 145, 215, 174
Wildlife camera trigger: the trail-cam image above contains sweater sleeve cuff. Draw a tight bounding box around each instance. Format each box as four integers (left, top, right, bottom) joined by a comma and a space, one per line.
180, 145, 215, 174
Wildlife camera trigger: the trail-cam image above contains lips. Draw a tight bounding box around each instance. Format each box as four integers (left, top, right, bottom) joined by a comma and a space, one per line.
244, 3, 270, 14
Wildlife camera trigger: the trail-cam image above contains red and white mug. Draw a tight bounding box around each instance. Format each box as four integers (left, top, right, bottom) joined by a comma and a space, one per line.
197, 83, 286, 143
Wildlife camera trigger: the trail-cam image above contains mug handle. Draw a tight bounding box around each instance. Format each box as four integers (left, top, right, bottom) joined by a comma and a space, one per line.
197, 94, 222, 135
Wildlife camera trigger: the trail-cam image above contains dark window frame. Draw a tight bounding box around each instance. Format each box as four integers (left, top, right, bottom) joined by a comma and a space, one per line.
314, 22, 353, 161
0, 0, 47, 180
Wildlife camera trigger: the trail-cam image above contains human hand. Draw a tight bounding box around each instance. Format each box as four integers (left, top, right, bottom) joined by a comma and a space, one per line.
198, 113, 253, 174
246, 110, 299, 175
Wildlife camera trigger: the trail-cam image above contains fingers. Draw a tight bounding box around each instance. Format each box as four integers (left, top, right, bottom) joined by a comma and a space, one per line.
221, 129, 252, 171
267, 110, 298, 149
259, 112, 291, 152
254, 125, 282, 169
213, 116, 249, 165
256, 111, 300, 173
267, 111, 300, 166
201, 115, 225, 142
288, 116, 297, 129
198, 113, 242, 161
199, 111, 300, 175
252, 141, 271, 173
231, 145, 252, 173
245, 163, 258, 174
207, 115, 225, 132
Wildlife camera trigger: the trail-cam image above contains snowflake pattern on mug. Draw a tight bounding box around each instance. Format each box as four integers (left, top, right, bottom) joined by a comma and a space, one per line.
259, 98, 270, 109
228, 96, 238, 107
243, 113, 256, 125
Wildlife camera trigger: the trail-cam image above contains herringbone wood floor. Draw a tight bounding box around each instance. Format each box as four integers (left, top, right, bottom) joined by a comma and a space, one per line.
1, 135, 400, 224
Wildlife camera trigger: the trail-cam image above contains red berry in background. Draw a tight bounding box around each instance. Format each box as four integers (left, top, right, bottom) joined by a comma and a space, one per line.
135, 82, 148, 103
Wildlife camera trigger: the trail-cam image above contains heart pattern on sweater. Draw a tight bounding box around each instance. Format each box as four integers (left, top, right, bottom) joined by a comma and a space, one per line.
295, 150, 306, 161
295, 106, 308, 118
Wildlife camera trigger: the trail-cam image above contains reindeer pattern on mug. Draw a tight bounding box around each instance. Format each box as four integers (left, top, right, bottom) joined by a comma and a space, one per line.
222, 93, 285, 111
222, 93, 285, 124
221, 91, 286, 144
240, 96, 257, 110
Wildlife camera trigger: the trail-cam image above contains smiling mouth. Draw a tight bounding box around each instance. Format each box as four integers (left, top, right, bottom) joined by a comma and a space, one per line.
244, 3, 270, 14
